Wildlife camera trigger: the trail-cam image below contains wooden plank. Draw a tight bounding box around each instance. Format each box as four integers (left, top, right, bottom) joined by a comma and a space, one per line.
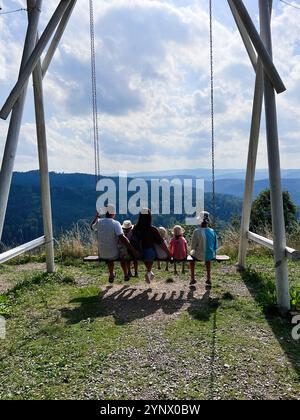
84, 255, 230, 263
0, 236, 46, 264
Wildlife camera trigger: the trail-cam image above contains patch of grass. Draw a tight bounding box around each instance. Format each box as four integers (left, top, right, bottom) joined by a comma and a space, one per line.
0, 294, 10, 316
242, 267, 277, 312
0, 256, 299, 400
7, 271, 75, 299
290, 287, 300, 312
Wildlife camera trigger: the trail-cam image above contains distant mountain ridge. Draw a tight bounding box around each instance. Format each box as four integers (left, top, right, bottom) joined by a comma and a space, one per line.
2, 171, 242, 247
1, 170, 298, 247
205, 178, 300, 206
122, 168, 300, 181
12, 170, 300, 205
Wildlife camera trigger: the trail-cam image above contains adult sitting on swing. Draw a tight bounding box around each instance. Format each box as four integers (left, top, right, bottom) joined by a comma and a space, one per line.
91, 204, 139, 283
131, 208, 171, 284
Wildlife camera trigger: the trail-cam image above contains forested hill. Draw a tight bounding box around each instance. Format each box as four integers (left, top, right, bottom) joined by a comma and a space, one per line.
3, 170, 299, 247
2, 171, 243, 247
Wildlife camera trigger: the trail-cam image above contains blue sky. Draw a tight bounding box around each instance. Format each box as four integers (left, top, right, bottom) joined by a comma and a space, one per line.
0, 0, 300, 174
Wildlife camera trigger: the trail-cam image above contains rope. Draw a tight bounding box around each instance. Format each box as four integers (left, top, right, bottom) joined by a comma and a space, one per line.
0, 8, 27, 15
209, 0, 216, 226
89, 0, 101, 186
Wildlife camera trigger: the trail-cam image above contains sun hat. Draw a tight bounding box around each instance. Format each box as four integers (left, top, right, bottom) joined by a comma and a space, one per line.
141, 207, 150, 214
172, 225, 185, 236
197, 211, 210, 223
99, 203, 116, 216
158, 226, 167, 238
122, 220, 133, 230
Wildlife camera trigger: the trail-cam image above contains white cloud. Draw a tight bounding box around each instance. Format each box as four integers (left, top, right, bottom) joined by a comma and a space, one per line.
0, 0, 299, 174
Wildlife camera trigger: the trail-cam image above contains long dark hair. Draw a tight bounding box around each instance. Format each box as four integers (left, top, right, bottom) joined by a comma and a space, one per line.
134, 209, 152, 232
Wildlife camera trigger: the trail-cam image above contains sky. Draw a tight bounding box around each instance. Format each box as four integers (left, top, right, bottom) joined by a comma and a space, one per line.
0, 0, 300, 175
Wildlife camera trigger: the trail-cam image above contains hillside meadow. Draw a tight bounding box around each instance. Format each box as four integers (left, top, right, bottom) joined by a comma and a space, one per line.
0, 243, 299, 400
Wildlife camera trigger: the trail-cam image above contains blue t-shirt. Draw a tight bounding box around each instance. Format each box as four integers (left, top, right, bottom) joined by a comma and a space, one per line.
191, 227, 218, 261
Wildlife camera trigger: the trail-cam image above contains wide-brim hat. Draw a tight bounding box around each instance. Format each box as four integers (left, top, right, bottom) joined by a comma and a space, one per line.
172, 225, 185, 235
158, 226, 167, 238
99, 204, 116, 216
122, 220, 133, 229
197, 211, 210, 223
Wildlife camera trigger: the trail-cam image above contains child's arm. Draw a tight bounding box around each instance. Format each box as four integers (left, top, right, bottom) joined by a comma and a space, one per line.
119, 234, 140, 259
160, 241, 171, 259
191, 231, 197, 252
214, 231, 218, 252
169, 239, 174, 257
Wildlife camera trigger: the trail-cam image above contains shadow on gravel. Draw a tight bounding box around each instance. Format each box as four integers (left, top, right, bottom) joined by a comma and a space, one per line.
61, 284, 222, 399
61, 284, 219, 326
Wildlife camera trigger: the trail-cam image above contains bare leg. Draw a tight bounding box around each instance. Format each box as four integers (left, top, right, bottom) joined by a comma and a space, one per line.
205, 261, 212, 285
190, 261, 196, 285
134, 261, 139, 277
145, 262, 153, 272
144, 261, 154, 283
107, 261, 115, 283
120, 260, 129, 280
182, 262, 185, 274
127, 261, 132, 276
174, 262, 178, 275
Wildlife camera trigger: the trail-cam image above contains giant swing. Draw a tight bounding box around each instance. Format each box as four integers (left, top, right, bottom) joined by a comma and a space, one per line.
0, 0, 299, 314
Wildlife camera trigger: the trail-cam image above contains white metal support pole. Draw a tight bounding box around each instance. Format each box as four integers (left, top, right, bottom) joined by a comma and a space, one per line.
231, 0, 285, 94
0, 0, 42, 242
0, 0, 71, 120
32, 54, 55, 273
259, 0, 290, 313
238, 60, 264, 269
237, 2, 273, 269
42, 0, 77, 78
228, 0, 257, 71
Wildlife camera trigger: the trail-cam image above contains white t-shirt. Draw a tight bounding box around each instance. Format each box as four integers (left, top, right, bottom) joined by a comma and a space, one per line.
92, 218, 123, 260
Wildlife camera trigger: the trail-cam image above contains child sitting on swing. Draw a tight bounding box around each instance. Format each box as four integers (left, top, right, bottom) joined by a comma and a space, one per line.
169, 225, 188, 275
156, 227, 170, 271
189, 211, 218, 287
118, 220, 139, 278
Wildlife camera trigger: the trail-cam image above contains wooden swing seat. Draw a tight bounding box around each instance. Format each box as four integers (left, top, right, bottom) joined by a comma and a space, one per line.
84, 255, 230, 263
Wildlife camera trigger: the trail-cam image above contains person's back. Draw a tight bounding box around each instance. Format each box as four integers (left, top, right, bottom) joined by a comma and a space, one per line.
170, 236, 187, 260
191, 227, 217, 262
189, 211, 217, 287
93, 217, 123, 260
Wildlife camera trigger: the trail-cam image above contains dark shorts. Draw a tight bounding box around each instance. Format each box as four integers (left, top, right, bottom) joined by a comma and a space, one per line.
143, 247, 157, 262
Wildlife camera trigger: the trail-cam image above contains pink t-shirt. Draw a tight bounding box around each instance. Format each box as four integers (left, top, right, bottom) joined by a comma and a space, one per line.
170, 236, 187, 260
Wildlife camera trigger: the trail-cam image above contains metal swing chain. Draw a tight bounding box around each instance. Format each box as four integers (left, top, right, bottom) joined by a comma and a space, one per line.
209, 0, 216, 226
89, 0, 101, 186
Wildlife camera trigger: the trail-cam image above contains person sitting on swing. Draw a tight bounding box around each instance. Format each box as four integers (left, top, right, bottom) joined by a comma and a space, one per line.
189, 211, 218, 288
131, 208, 171, 284
91, 204, 139, 283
